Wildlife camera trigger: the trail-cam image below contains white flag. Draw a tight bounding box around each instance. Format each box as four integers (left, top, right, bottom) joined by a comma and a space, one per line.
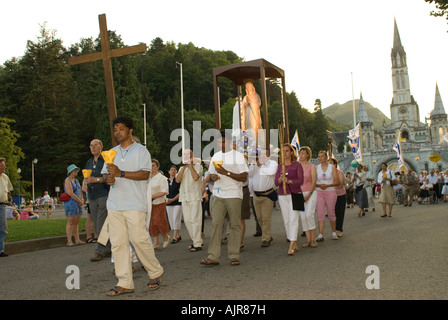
348, 123, 360, 139
291, 130, 300, 152
347, 123, 362, 162
393, 139, 404, 169
443, 132, 448, 143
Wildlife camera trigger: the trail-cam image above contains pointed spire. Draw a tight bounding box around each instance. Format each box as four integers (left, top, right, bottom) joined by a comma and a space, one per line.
357, 91, 373, 124
393, 18, 404, 52
392, 18, 406, 68
430, 82, 446, 117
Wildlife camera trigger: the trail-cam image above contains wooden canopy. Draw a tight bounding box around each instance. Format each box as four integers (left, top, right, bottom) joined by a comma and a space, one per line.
213, 58, 289, 146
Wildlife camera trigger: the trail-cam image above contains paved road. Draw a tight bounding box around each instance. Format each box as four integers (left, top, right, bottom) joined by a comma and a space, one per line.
1, 199, 447, 303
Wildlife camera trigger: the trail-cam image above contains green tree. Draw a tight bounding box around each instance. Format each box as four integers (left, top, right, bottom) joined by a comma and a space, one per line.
425, 0, 448, 29
0, 117, 25, 194
310, 99, 331, 155
0, 24, 87, 196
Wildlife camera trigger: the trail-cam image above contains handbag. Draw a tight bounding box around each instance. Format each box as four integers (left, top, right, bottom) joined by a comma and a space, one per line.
290, 192, 305, 211
59, 193, 70, 202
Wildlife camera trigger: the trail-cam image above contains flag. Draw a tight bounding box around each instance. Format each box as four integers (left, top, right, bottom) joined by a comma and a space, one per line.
443, 132, 448, 143
347, 123, 362, 163
291, 130, 300, 152
393, 132, 405, 170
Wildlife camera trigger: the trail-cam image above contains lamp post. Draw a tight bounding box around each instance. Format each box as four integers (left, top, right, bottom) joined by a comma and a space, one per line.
17, 168, 21, 209
142, 103, 147, 146
32, 158, 38, 203
176, 61, 185, 158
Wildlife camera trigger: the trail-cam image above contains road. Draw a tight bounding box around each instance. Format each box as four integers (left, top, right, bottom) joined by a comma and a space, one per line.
1, 199, 447, 303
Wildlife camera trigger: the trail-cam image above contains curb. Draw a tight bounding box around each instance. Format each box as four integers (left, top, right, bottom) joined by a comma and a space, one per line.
5, 233, 88, 255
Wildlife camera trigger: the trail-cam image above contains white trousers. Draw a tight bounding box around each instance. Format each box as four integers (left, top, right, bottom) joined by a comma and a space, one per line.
300, 191, 317, 231
278, 195, 300, 241
166, 205, 182, 230
181, 200, 203, 247
108, 210, 164, 289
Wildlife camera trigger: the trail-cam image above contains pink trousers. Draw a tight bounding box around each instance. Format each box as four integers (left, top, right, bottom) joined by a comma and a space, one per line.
316, 190, 337, 222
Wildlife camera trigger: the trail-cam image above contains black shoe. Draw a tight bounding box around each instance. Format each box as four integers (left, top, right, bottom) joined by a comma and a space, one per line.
0, 252, 9, 257
253, 232, 262, 237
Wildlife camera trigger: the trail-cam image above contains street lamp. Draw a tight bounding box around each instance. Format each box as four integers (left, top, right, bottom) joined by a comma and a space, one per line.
176, 61, 185, 157
17, 168, 21, 209
142, 103, 147, 146
32, 158, 38, 202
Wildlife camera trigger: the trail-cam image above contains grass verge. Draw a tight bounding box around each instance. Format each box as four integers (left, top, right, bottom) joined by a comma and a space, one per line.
6, 218, 87, 242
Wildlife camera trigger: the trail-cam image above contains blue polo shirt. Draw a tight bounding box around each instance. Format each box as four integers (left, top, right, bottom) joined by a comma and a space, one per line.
85, 155, 110, 200
101, 142, 151, 212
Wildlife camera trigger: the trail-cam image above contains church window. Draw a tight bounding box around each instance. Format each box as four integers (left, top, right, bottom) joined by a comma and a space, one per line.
439, 127, 444, 143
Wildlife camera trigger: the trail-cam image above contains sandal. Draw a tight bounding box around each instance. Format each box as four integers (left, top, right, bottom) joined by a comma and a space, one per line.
86, 238, 94, 243
189, 246, 202, 252
67, 242, 76, 247
200, 258, 219, 266
107, 286, 134, 296
230, 259, 240, 266
147, 275, 163, 291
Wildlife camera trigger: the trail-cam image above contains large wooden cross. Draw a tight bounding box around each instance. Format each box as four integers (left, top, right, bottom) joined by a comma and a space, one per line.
68, 13, 147, 146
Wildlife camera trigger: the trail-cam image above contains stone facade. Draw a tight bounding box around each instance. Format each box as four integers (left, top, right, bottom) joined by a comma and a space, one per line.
327, 20, 447, 176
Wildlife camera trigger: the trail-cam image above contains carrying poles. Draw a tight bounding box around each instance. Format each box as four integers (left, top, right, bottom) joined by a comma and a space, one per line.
278, 122, 287, 194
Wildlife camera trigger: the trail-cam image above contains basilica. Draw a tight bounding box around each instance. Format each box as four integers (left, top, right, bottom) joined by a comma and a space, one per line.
332, 20, 447, 174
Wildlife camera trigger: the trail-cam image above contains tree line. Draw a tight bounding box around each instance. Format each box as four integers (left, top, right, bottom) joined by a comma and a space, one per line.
0, 25, 340, 198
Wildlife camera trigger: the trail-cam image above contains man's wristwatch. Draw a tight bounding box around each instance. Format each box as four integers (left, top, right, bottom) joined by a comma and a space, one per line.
121, 171, 125, 178
227, 172, 231, 176
96, 178, 100, 182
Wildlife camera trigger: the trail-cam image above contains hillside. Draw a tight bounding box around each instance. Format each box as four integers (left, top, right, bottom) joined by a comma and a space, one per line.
323, 100, 390, 131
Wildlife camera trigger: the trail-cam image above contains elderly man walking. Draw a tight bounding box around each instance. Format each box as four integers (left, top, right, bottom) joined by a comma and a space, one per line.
176, 149, 203, 252
249, 148, 278, 247
0, 158, 13, 257
83, 139, 111, 261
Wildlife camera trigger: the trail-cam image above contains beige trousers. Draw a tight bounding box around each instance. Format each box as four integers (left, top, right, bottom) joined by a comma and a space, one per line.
108, 210, 164, 289
207, 196, 242, 261
252, 193, 274, 242
181, 200, 203, 248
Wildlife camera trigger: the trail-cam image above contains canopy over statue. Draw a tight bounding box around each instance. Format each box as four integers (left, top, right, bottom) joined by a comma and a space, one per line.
213, 59, 289, 149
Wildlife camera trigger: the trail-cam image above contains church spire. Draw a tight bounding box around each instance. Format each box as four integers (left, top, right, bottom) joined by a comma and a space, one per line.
357, 92, 372, 124
430, 82, 446, 118
391, 18, 407, 68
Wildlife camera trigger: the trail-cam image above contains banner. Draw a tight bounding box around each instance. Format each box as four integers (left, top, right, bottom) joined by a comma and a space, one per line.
393, 132, 405, 169
443, 132, 448, 143
347, 123, 362, 163
291, 130, 300, 152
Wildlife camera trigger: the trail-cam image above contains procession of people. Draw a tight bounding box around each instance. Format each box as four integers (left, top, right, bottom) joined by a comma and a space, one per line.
1, 115, 447, 297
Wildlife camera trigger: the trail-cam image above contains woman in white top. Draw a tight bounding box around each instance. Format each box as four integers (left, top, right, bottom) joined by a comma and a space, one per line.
377, 162, 396, 217
315, 151, 339, 241
353, 164, 368, 217
441, 170, 448, 202
149, 160, 170, 249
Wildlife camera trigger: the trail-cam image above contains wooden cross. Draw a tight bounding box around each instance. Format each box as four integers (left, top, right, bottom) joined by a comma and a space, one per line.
69, 13, 147, 146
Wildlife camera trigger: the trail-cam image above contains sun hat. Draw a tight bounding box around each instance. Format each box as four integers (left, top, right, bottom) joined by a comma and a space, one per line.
67, 164, 80, 175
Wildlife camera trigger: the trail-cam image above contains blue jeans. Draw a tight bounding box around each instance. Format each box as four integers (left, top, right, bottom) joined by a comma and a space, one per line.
0, 204, 8, 253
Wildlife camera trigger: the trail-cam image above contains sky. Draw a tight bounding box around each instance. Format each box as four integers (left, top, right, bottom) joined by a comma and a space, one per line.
1, 0, 447, 124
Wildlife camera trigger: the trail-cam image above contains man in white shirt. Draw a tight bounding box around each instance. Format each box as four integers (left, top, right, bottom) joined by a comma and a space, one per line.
201, 131, 248, 266
41, 191, 51, 218
427, 169, 440, 202
0, 158, 13, 257
249, 148, 278, 247
176, 149, 203, 252
102, 116, 163, 296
